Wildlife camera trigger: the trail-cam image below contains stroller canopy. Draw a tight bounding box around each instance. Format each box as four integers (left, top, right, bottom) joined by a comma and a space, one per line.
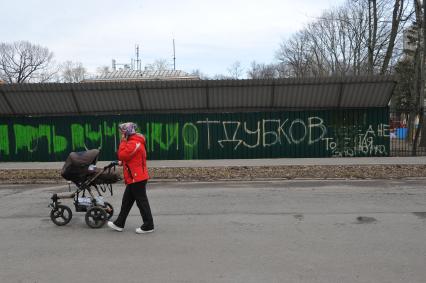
61, 149, 100, 182
68, 149, 99, 166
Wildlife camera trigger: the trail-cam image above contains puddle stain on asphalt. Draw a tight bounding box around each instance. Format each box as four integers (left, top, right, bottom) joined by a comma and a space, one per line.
412, 212, 426, 219
355, 216, 377, 224
293, 214, 304, 221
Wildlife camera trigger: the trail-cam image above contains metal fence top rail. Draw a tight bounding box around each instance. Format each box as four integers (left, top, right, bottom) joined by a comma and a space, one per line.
0, 76, 396, 117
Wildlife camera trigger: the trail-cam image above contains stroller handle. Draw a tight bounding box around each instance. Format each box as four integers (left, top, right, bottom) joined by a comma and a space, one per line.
104, 160, 119, 169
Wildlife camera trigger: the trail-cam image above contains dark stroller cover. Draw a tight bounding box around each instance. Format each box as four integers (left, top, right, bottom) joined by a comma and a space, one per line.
61, 149, 100, 183
93, 168, 120, 184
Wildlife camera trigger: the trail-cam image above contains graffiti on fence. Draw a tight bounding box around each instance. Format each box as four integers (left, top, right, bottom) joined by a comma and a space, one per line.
324, 123, 390, 157
195, 117, 327, 150
0, 111, 389, 161
0, 125, 9, 155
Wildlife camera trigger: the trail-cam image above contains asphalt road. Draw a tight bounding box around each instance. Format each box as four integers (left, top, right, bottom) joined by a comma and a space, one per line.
0, 180, 425, 283
1, 156, 426, 169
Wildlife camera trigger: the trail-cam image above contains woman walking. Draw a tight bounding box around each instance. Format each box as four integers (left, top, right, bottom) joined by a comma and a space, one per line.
108, 122, 154, 234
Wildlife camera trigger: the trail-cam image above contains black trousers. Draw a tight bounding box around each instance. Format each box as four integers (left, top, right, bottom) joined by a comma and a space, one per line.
114, 180, 154, 228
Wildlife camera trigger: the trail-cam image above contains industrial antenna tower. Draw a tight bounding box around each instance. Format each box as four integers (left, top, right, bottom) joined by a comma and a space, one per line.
134, 44, 141, 71
173, 39, 176, 71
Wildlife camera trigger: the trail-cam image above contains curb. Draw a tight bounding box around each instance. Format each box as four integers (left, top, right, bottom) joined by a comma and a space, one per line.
1, 164, 426, 184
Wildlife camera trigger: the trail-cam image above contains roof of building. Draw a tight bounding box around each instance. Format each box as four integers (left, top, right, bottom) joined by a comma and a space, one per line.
0, 76, 396, 117
85, 69, 199, 82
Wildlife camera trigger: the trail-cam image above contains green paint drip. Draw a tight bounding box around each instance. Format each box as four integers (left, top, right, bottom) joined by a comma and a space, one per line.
147, 122, 179, 152
167, 123, 179, 150
71, 124, 85, 150
151, 123, 163, 150
85, 124, 102, 147
146, 123, 150, 152
14, 124, 51, 154
71, 124, 104, 151
103, 122, 117, 137
52, 126, 67, 153
158, 123, 179, 150
182, 123, 198, 160
0, 125, 10, 155
104, 121, 118, 151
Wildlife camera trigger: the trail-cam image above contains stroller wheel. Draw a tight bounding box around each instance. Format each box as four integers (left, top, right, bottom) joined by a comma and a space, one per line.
85, 207, 107, 228
103, 202, 114, 220
50, 205, 72, 226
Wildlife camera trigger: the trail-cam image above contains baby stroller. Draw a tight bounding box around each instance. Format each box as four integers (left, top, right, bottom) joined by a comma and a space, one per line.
49, 149, 120, 228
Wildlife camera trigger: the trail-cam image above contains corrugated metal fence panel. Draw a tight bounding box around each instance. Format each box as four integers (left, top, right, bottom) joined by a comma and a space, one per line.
141, 87, 206, 110
1, 84, 76, 115
0, 95, 13, 115
274, 84, 340, 108
341, 82, 395, 107
7, 90, 77, 115
0, 108, 390, 161
75, 89, 140, 112
209, 86, 271, 109
0, 77, 396, 116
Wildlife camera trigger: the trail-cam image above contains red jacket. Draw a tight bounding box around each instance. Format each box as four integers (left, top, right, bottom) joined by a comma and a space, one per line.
117, 133, 149, 184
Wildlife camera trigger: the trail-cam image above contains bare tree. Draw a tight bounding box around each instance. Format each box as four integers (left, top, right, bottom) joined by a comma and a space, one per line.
227, 61, 244, 79
212, 74, 233, 80
190, 69, 209, 79
276, 31, 314, 78
144, 59, 170, 71
380, 0, 406, 74
0, 41, 54, 83
275, 0, 412, 78
247, 61, 279, 79
60, 61, 86, 83
367, 0, 378, 74
96, 66, 111, 77
411, 0, 426, 154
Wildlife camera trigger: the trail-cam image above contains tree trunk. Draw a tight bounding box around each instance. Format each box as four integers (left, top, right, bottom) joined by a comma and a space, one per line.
411, 0, 425, 156
418, 112, 426, 147
412, 112, 423, 155
368, 0, 378, 74
381, 0, 403, 74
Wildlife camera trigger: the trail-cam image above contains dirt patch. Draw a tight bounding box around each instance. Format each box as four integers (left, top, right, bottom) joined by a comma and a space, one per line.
1, 164, 426, 184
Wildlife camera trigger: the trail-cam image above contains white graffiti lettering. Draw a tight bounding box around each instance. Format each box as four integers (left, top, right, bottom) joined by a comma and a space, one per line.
218, 121, 243, 149
325, 123, 389, 157
308, 117, 327, 144
377, 124, 390, 137
196, 118, 387, 156
198, 117, 332, 150
263, 119, 281, 147
242, 122, 261, 148
277, 119, 292, 144
289, 119, 307, 144
196, 119, 220, 149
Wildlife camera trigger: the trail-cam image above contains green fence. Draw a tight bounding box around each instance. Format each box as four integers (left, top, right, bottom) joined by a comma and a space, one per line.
0, 108, 390, 161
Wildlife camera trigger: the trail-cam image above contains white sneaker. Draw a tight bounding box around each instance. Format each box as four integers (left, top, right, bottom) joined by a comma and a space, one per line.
135, 227, 154, 234
107, 221, 123, 232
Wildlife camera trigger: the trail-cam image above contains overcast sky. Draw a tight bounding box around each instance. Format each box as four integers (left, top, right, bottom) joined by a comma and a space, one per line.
3, 0, 346, 77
